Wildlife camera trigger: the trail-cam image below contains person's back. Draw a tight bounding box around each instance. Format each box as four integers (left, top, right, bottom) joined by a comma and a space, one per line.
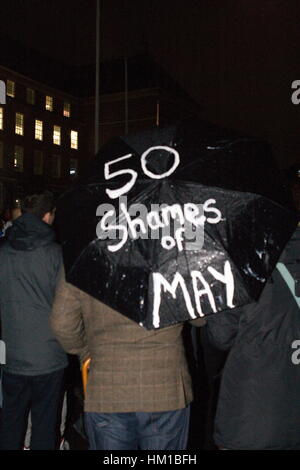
0, 213, 66, 375
0, 191, 68, 450
51, 272, 195, 450
206, 226, 300, 450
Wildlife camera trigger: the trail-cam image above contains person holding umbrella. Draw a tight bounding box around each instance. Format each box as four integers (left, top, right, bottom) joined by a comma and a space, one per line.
50, 268, 205, 451
205, 225, 300, 450
50, 120, 298, 450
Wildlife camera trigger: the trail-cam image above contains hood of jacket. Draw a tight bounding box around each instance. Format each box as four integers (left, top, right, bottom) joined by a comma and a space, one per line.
7, 213, 55, 251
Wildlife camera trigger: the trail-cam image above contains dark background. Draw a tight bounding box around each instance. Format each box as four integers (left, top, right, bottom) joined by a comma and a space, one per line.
0, 1, 299, 449
0, 0, 299, 169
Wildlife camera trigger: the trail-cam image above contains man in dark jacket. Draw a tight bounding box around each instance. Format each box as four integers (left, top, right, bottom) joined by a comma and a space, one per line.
0, 191, 68, 450
205, 226, 300, 450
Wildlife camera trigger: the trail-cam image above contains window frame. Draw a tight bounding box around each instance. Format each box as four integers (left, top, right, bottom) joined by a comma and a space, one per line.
13, 145, 24, 172
45, 95, 53, 112
63, 102, 71, 118
52, 154, 61, 178
26, 87, 35, 105
35, 119, 43, 141
53, 125, 61, 145
70, 130, 78, 150
15, 112, 24, 136
33, 149, 43, 175
6, 80, 15, 98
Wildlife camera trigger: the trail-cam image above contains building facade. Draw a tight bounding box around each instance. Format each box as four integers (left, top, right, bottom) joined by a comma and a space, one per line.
0, 54, 201, 213
0, 66, 84, 211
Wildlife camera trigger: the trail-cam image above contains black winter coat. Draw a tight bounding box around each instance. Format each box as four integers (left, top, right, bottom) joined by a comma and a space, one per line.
206, 227, 300, 450
0, 213, 67, 375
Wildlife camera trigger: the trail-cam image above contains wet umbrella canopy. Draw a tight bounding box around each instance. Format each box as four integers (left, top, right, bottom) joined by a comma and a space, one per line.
56, 120, 298, 329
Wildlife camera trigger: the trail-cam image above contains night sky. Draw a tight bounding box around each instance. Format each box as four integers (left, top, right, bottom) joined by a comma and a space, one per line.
1, 0, 300, 169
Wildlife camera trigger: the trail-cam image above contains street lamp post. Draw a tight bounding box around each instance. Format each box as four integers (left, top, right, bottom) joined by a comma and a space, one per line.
95, 0, 100, 154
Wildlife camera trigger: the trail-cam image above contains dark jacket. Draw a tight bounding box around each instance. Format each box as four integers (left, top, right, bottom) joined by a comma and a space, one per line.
0, 213, 68, 376
206, 227, 300, 450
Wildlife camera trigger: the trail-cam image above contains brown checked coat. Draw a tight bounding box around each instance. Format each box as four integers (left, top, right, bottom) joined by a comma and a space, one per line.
50, 271, 195, 413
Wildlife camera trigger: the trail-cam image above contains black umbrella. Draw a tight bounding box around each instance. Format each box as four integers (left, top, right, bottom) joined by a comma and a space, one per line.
56, 120, 298, 329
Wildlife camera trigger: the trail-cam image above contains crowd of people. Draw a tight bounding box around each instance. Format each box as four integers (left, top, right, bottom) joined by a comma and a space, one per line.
0, 184, 299, 450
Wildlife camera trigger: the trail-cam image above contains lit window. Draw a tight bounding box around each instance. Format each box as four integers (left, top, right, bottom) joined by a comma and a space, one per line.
63, 102, 71, 117
35, 120, 43, 141
0, 107, 3, 130
46, 95, 53, 111
13, 145, 23, 172
53, 125, 61, 145
33, 150, 43, 175
70, 158, 78, 177
7, 80, 15, 98
70, 130, 78, 149
15, 113, 24, 136
0, 141, 3, 168
26, 88, 35, 105
52, 155, 61, 178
